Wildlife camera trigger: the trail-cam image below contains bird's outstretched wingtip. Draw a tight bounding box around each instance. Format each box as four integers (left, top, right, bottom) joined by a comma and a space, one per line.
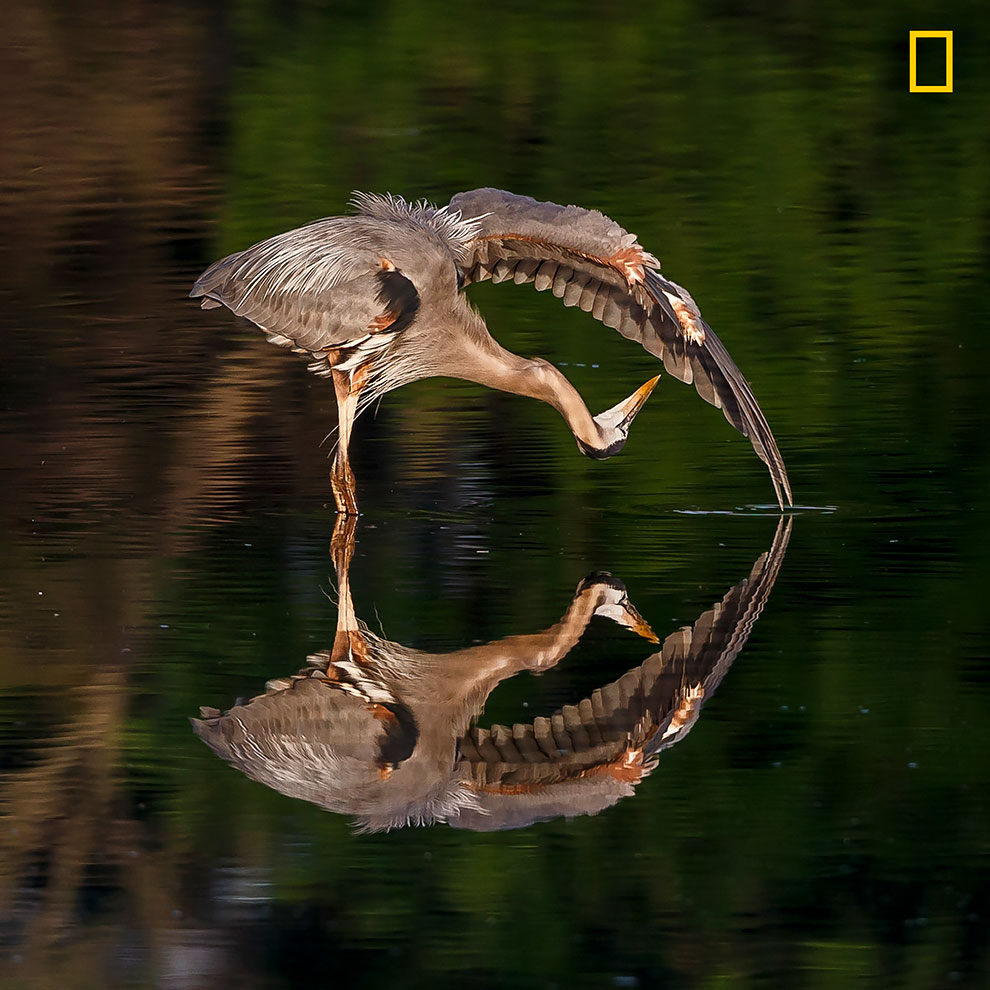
768, 467, 793, 512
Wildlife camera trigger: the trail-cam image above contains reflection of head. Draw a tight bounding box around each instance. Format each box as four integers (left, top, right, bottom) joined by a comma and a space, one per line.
194, 519, 790, 831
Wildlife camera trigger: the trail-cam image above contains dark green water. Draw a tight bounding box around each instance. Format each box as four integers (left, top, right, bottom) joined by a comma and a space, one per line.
2, 2, 989, 987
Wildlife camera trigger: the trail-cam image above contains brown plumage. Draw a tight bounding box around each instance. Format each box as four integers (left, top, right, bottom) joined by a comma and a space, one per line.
191, 189, 792, 512
192, 517, 791, 832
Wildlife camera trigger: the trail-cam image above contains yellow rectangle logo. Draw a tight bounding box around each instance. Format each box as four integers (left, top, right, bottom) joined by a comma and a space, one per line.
909, 31, 953, 92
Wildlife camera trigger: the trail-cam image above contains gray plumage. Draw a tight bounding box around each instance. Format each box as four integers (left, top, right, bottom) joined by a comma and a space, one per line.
191, 189, 792, 511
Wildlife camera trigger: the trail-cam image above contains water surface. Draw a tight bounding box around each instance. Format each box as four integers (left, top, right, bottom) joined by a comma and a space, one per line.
1, 3, 989, 987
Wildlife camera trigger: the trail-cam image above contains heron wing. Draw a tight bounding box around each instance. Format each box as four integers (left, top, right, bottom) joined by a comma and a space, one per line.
449, 188, 791, 507
189, 217, 420, 371
451, 518, 791, 829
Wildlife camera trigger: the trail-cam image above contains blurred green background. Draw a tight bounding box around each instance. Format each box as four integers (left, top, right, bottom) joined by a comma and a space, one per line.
1, 1, 988, 987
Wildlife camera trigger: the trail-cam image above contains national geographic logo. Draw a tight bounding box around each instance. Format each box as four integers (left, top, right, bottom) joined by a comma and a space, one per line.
909, 31, 953, 93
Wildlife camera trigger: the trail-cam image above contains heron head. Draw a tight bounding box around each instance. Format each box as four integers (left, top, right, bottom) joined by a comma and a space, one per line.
578, 375, 661, 459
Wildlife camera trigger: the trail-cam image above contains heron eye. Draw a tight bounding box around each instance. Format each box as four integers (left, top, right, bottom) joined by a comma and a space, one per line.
455, 269, 464, 291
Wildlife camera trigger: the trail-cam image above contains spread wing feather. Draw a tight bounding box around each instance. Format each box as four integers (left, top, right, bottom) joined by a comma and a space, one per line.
449, 188, 792, 507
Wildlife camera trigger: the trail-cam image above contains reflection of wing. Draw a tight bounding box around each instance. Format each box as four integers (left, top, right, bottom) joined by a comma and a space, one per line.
449, 188, 792, 508
450, 518, 791, 830
191, 653, 419, 812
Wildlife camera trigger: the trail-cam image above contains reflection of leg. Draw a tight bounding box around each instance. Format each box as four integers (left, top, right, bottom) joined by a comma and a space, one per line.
330, 512, 358, 577
329, 512, 364, 664
331, 369, 362, 515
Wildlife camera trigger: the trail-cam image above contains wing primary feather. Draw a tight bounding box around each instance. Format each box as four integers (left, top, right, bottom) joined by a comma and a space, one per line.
699, 325, 792, 507
642, 271, 791, 507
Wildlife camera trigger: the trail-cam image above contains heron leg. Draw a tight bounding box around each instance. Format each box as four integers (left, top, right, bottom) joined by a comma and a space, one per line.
330, 368, 364, 515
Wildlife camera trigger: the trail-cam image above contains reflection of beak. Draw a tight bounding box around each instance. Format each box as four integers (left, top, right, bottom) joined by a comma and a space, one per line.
614, 599, 660, 643
596, 375, 661, 431
594, 596, 660, 643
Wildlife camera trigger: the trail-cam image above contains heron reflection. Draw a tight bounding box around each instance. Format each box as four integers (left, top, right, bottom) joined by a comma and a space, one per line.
193, 518, 790, 831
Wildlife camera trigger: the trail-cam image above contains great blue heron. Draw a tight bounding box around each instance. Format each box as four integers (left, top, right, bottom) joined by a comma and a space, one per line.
192, 516, 790, 831
191, 189, 792, 513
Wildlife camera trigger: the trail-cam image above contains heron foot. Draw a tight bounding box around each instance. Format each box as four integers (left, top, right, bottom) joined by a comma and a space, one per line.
330, 459, 359, 516
331, 490, 360, 515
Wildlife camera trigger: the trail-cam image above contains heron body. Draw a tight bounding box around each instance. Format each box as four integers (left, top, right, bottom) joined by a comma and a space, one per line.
191, 189, 792, 511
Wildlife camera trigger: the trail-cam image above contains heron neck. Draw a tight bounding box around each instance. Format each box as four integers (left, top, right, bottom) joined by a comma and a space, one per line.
447, 332, 603, 450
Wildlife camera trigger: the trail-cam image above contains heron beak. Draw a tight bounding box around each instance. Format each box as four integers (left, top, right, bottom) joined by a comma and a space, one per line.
620, 374, 661, 425
597, 374, 661, 431
581, 374, 662, 460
